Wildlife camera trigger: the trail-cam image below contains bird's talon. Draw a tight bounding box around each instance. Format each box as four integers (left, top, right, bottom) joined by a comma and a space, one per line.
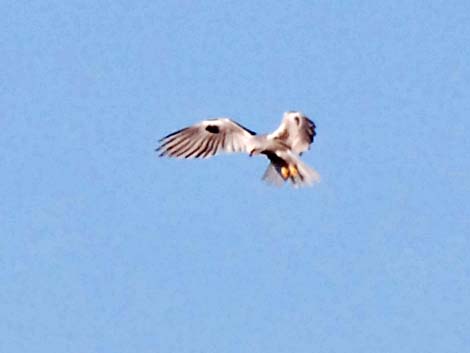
281, 166, 290, 179
289, 165, 299, 177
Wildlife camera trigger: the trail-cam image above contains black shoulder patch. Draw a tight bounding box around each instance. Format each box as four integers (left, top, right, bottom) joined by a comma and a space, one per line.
205, 125, 220, 133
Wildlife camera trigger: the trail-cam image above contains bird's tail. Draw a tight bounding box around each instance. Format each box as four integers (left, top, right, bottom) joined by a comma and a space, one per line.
262, 163, 285, 187
262, 159, 320, 187
293, 159, 321, 187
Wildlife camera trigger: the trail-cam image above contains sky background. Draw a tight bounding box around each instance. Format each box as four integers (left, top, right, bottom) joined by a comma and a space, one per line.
2, 1, 470, 352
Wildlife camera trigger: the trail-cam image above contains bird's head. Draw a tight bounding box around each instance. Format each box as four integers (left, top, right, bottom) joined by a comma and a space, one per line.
284, 111, 307, 125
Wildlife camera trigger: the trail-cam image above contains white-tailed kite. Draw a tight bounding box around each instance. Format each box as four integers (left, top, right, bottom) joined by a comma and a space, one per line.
156, 111, 320, 187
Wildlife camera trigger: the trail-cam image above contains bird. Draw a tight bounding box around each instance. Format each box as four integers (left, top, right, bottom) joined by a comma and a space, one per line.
156, 111, 320, 187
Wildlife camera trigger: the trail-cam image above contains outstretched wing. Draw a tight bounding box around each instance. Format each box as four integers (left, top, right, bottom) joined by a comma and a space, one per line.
268, 111, 316, 154
156, 118, 257, 159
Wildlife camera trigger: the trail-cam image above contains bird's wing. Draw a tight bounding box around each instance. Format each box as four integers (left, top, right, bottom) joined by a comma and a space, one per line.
268, 114, 316, 154
156, 118, 257, 159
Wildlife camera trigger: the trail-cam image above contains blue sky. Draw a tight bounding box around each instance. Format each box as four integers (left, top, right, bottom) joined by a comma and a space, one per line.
1, 1, 470, 352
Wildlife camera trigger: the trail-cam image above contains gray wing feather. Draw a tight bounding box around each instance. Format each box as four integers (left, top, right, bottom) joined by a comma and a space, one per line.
157, 118, 257, 159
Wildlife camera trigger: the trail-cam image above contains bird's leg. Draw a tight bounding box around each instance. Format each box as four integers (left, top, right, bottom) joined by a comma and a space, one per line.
289, 165, 299, 177
281, 166, 290, 180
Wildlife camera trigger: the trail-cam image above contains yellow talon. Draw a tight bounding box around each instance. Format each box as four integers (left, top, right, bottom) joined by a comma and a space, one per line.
289, 165, 299, 177
281, 166, 290, 179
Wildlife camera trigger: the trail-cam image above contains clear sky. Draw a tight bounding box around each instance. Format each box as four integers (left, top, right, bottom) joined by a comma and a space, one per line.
2, 1, 470, 352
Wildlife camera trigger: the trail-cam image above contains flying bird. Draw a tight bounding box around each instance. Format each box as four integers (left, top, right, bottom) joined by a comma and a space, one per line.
156, 111, 320, 187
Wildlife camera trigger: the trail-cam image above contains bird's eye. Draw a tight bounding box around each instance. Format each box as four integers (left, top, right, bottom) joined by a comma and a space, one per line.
294, 117, 300, 125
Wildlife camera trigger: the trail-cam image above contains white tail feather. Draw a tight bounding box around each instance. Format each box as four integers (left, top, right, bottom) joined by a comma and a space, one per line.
262, 163, 285, 187
293, 159, 320, 187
